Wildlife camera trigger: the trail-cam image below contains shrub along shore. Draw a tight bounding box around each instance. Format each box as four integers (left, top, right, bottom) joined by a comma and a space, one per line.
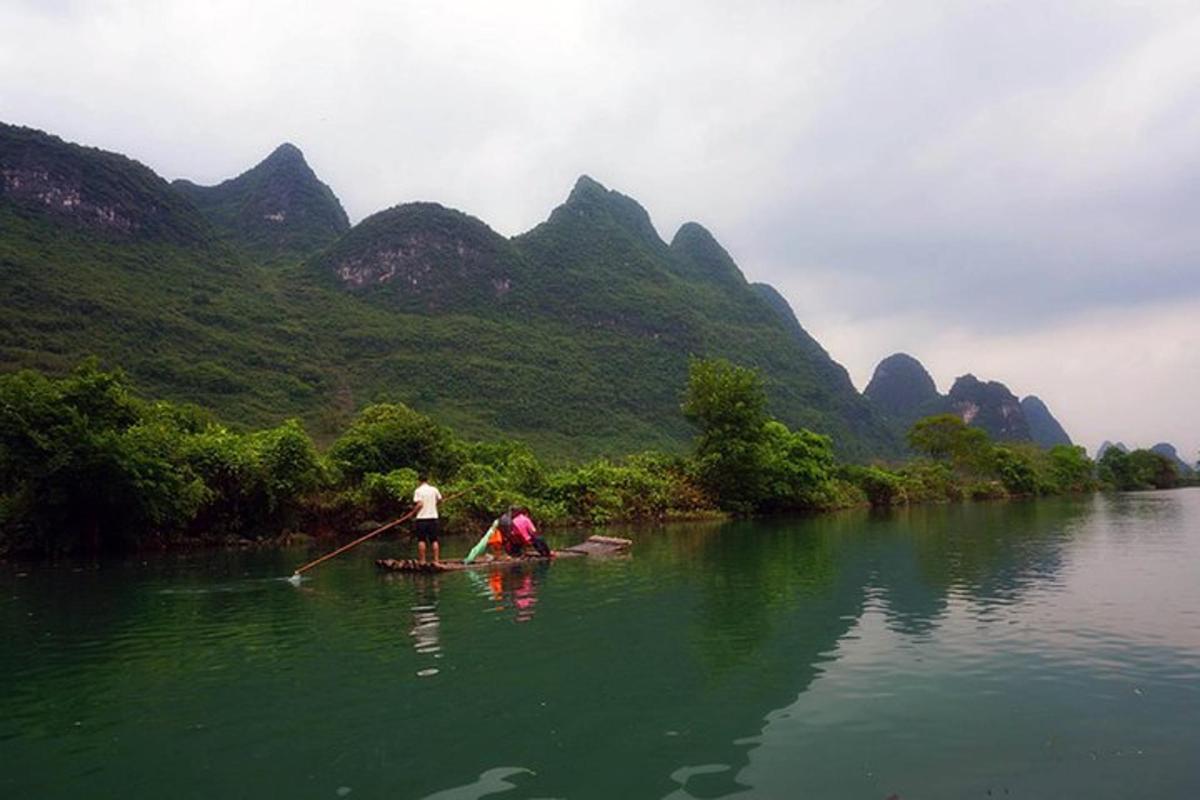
0, 358, 1188, 556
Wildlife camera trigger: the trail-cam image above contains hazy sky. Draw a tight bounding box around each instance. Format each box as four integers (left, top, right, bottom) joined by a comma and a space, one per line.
2, 0, 1197, 459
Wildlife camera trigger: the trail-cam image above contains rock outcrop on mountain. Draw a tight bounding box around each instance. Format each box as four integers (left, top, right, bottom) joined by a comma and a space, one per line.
946, 375, 1032, 442
864, 353, 948, 427
1097, 441, 1128, 459
174, 143, 349, 259
1, 121, 209, 243
312, 201, 531, 312
1020, 395, 1072, 447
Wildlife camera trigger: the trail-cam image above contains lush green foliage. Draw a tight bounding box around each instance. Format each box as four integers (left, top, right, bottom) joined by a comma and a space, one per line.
1045, 445, 1096, 492
328, 403, 462, 481
907, 414, 993, 474
0, 359, 1143, 556
682, 357, 768, 511
841, 418, 1101, 507
1097, 446, 1180, 490
0, 361, 329, 553
0, 363, 193, 551
838, 465, 905, 506
682, 358, 839, 514
0, 363, 715, 554
991, 446, 1039, 495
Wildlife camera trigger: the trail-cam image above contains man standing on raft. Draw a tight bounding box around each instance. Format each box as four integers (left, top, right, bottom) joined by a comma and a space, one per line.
412, 473, 443, 564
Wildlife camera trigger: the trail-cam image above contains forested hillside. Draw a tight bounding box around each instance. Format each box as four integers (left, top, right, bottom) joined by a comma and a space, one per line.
1, 121, 900, 460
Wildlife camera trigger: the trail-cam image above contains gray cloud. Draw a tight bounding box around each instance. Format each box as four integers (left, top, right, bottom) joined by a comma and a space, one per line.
2, 0, 1197, 456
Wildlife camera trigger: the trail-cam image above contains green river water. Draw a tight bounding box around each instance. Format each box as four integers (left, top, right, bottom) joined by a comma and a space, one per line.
4, 489, 1199, 799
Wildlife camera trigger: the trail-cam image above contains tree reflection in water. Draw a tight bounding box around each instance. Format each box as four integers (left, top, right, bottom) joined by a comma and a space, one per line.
661, 498, 1091, 796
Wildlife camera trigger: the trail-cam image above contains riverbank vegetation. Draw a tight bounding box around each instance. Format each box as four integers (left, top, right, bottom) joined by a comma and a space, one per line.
0, 358, 1186, 556
1096, 444, 1190, 491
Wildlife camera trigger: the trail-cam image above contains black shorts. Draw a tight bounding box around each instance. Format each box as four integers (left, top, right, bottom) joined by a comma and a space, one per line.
414, 518, 439, 543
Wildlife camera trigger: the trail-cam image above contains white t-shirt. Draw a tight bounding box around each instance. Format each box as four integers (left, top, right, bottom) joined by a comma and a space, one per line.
413, 483, 442, 519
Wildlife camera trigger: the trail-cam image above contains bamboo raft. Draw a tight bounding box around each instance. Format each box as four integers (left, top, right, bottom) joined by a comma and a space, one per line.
376, 534, 633, 573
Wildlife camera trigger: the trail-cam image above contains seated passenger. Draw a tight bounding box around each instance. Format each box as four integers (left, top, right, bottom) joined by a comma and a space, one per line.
512, 506, 551, 557
498, 507, 525, 557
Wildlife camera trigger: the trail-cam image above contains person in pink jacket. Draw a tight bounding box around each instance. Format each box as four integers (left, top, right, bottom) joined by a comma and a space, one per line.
511, 506, 551, 557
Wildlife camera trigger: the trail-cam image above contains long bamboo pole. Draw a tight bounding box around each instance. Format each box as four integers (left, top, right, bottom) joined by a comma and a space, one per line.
290, 488, 472, 579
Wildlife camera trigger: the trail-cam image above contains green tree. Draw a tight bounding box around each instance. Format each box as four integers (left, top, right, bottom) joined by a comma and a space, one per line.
1128, 449, 1178, 490
328, 402, 463, 482
840, 464, 905, 506
907, 414, 992, 474
1097, 446, 1134, 488
0, 362, 204, 552
756, 421, 837, 511
992, 446, 1038, 495
181, 424, 258, 534
1045, 445, 1094, 492
247, 419, 325, 524
682, 358, 769, 512
1098, 447, 1177, 490
682, 358, 838, 513
681, 357, 768, 441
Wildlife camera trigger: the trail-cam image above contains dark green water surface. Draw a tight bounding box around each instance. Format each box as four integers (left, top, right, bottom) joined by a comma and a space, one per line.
4, 490, 1200, 799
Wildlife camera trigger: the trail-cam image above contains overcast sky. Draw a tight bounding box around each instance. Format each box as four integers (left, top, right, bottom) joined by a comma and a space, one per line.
2, 0, 1197, 459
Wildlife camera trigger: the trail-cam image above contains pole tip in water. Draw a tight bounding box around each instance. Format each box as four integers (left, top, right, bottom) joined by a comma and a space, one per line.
287, 573, 302, 586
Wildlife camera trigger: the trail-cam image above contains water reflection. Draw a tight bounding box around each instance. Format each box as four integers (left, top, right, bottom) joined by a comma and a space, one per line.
694, 494, 1200, 799
466, 562, 549, 623
875, 499, 1082, 636
410, 577, 441, 676
5, 492, 1199, 799
664, 497, 1095, 796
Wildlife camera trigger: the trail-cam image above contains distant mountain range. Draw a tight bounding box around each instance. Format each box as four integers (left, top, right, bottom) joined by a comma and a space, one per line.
1, 121, 1092, 461
2, 121, 907, 459
864, 352, 1072, 448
